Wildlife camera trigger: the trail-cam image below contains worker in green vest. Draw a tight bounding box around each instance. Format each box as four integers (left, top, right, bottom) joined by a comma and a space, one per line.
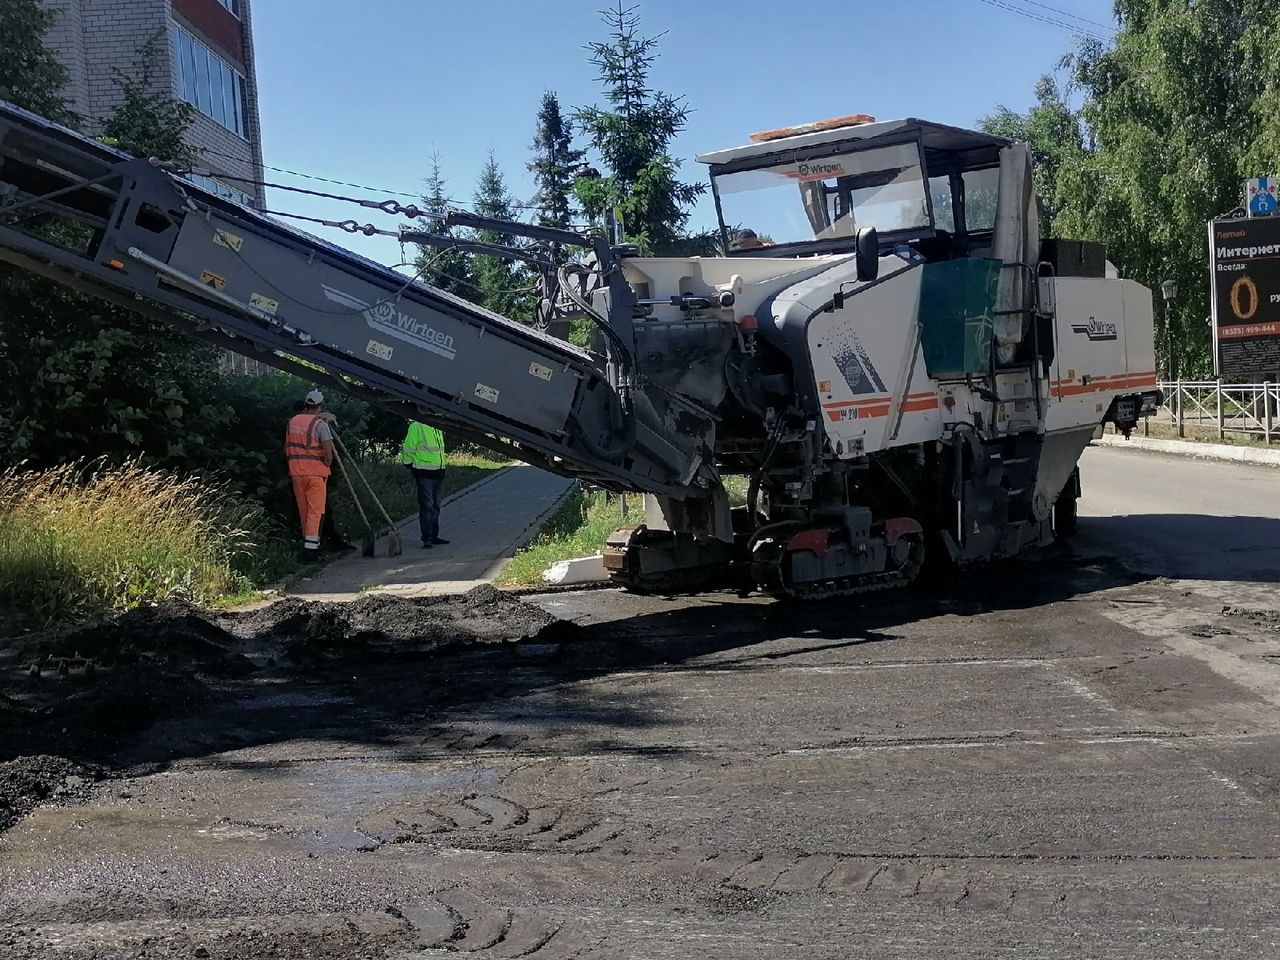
400, 420, 449, 549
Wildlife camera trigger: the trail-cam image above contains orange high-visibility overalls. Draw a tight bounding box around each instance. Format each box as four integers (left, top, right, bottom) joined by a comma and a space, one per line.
284, 412, 330, 552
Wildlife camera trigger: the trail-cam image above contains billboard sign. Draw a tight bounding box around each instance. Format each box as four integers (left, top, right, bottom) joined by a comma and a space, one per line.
1209, 216, 1280, 376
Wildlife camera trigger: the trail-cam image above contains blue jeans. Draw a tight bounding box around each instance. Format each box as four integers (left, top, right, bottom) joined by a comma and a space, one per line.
411, 468, 444, 543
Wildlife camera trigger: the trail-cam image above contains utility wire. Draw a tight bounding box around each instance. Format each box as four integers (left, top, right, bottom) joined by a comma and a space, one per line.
258, 208, 398, 237
198, 170, 440, 217
258, 208, 543, 298
972, 0, 1112, 41
1016, 0, 1114, 32
1013, 0, 1116, 31
198, 145, 552, 212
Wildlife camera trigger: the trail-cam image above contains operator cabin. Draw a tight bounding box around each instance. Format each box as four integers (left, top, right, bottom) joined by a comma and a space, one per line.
698, 113, 1037, 269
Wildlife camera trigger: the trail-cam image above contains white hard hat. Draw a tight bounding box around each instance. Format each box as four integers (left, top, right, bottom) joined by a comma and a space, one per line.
304, 389, 324, 406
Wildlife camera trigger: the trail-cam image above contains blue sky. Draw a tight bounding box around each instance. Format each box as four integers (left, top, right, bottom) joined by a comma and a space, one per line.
251, 0, 1116, 264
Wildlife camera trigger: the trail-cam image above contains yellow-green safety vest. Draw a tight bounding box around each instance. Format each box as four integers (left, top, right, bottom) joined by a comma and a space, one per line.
400, 421, 445, 470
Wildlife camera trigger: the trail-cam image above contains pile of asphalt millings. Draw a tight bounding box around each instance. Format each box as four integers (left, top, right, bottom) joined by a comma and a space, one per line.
1, 587, 568, 768
232, 584, 568, 661
1, 600, 244, 761
0, 588, 569, 832
34, 599, 258, 679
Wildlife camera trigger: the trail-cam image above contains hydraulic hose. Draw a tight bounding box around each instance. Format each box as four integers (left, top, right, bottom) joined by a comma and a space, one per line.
556, 261, 638, 463
746, 415, 788, 528
558, 263, 635, 375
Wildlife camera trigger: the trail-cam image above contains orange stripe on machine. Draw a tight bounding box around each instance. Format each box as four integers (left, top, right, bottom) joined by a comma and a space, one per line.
823, 393, 939, 422
1051, 372, 1157, 397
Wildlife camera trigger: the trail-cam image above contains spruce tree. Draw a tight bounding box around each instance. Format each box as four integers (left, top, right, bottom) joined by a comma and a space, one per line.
470, 151, 529, 319
412, 152, 475, 301
528, 91, 584, 242
574, 2, 704, 254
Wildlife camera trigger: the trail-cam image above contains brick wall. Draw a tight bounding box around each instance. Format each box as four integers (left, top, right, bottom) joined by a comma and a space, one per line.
185, 112, 254, 181
236, 0, 265, 206
42, 0, 170, 130
41, 0, 90, 117
80, 0, 172, 127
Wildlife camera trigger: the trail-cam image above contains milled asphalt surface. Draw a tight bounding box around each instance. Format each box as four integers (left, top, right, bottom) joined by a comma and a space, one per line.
2, 444, 1280, 958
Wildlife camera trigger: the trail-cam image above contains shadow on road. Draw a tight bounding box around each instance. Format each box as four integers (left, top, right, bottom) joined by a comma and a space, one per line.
1077, 514, 1280, 583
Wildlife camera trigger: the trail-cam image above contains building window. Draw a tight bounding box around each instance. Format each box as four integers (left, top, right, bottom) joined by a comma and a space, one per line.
214, 0, 239, 16
186, 172, 255, 207
171, 23, 247, 137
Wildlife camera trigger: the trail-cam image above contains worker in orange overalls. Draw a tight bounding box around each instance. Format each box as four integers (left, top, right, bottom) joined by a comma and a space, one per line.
284, 389, 336, 561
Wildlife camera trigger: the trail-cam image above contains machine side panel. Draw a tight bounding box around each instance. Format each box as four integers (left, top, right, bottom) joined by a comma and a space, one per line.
1121, 279, 1157, 382
1045, 277, 1157, 433
168, 215, 580, 434
807, 270, 942, 456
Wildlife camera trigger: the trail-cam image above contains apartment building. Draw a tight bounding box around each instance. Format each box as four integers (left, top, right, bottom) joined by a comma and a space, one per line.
41, 0, 265, 207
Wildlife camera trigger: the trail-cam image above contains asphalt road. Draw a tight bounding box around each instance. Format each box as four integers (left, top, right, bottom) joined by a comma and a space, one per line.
2, 445, 1280, 959
1077, 444, 1280, 581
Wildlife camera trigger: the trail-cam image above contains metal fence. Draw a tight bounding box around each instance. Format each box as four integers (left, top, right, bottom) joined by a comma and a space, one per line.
1153, 381, 1280, 444
218, 350, 269, 377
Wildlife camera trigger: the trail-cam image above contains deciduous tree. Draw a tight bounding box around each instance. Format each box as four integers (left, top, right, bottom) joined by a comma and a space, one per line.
0, 22, 229, 468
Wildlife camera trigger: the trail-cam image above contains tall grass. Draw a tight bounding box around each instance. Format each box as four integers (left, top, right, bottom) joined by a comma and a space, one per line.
0, 461, 269, 628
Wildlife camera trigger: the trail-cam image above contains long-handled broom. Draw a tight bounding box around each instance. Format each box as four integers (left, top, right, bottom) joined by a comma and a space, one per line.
333, 433, 404, 558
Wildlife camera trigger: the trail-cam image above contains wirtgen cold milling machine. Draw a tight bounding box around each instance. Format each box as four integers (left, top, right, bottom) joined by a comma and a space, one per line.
0, 105, 1159, 598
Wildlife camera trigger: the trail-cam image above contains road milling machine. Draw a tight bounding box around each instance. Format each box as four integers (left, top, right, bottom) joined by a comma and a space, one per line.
0, 103, 1160, 598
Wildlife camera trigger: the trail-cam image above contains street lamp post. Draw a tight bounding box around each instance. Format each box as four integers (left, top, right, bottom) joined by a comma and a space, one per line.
1160, 279, 1178, 382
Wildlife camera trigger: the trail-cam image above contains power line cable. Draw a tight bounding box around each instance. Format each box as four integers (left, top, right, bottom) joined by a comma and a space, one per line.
972, 0, 1111, 41
198, 145, 551, 212
1015, 0, 1114, 32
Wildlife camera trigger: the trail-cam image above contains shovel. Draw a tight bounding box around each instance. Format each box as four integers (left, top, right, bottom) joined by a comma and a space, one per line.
333, 433, 404, 558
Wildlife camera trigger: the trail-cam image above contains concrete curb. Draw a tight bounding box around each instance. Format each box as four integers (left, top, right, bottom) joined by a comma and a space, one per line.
1092, 432, 1280, 468
542, 554, 609, 586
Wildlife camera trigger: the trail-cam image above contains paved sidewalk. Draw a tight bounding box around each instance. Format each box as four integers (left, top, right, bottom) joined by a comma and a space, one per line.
289, 465, 575, 601
1093, 431, 1280, 467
